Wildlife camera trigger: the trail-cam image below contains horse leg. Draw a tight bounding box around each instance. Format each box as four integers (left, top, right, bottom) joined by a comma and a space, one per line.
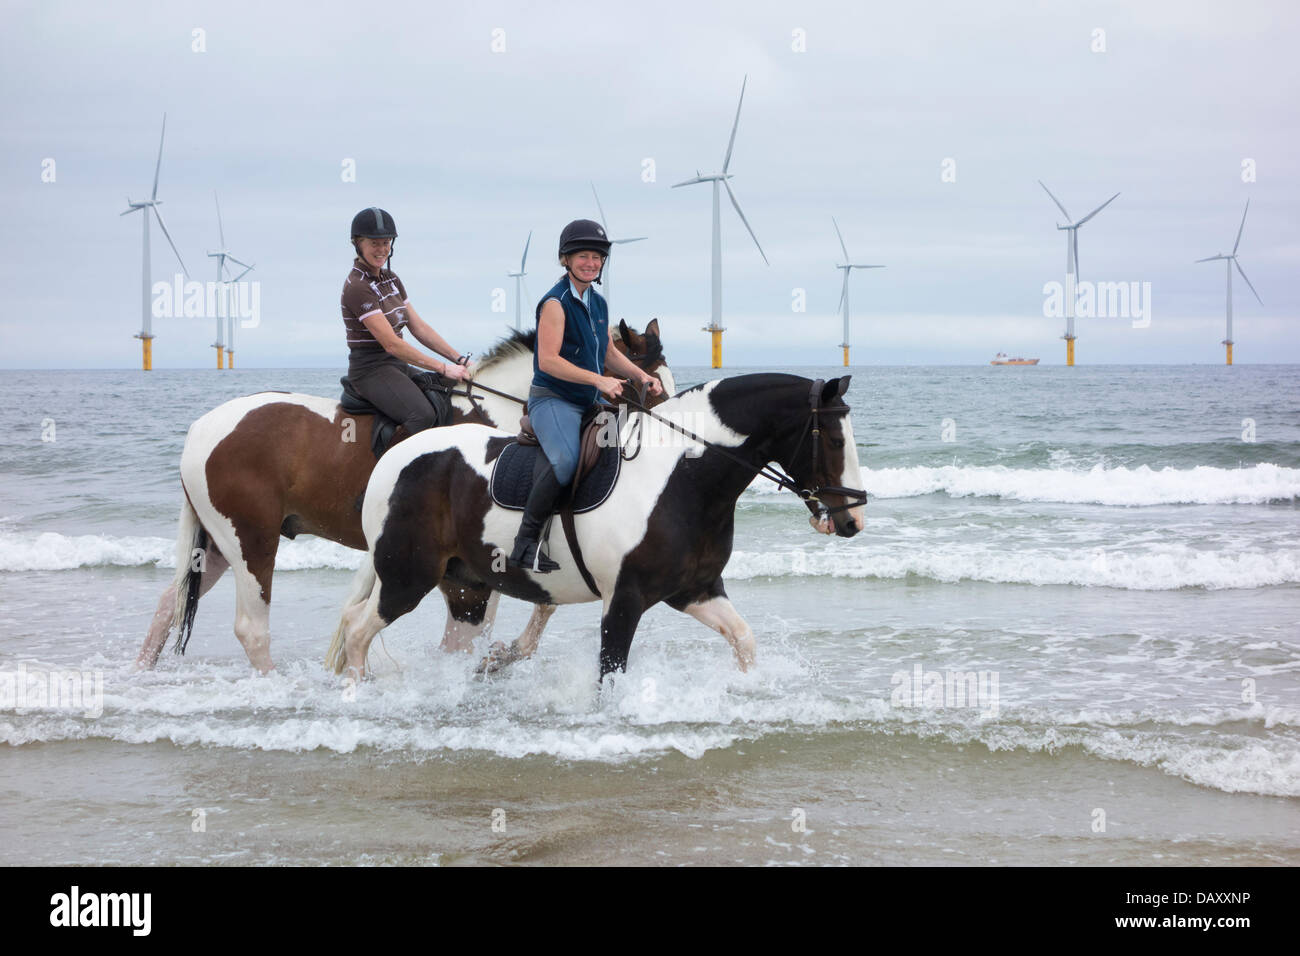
135, 543, 230, 670
438, 582, 496, 654
341, 554, 447, 677
475, 601, 556, 676
682, 593, 756, 672
598, 589, 647, 679
224, 527, 280, 674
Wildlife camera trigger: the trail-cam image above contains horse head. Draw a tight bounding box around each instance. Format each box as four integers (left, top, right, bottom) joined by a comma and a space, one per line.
615, 318, 675, 405
777, 376, 867, 538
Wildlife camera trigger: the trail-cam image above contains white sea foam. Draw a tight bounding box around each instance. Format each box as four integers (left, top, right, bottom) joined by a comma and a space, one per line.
0, 531, 362, 572
726, 544, 1300, 590
746, 462, 1300, 506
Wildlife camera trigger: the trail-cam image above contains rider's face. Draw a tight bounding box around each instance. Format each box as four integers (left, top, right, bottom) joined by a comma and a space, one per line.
564, 250, 604, 285
358, 237, 392, 270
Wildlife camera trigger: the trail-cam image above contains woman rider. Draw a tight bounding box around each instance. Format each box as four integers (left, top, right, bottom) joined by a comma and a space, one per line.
508, 219, 664, 572
341, 207, 471, 434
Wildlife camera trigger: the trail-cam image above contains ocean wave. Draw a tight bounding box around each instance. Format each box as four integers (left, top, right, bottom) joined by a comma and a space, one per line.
2, 654, 1297, 795
745, 462, 1300, 506
725, 545, 1300, 590
0, 531, 362, 572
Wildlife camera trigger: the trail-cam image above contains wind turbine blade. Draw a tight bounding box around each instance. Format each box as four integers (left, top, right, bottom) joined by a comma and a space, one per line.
1072, 230, 1080, 282
152, 206, 189, 276
832, 216, 849, 261
836, 271, 848, 315
226, 254, 253, 270
851, 264, 886, 269
1195, 255, 1226, 263
721, 75, 748, 174
1038, 180, 1071, 220
671, 176, 709, 188
613, 237, 647, 244
120, 206, 139, 216
214, 191, 225, 247
1235, 259, 1263, 305
230, 263, 254, 282
152, 114, 167, 201
1233, 199, 1250, 256
521, 230, 532, 272
723, 180, 768, 265
590, 183, 609, 229
1075, 192, 1120, 226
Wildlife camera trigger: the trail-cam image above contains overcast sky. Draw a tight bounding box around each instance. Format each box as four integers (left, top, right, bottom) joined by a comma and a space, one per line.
2, 0, 1296, 368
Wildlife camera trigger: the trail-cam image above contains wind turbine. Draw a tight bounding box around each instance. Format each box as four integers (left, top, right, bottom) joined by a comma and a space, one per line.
120, 114, 189, 371
507, 231, 532, 332
832, 217, 885, 367
207, 191, 254, 369
1196, 200, 1262, 366
672, 75, 768, 368
589, 182, 646, 316
1038, 180, 1120, 366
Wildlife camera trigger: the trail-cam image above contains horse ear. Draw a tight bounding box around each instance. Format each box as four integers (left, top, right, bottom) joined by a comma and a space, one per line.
821, 377, 849, 404
618, 318, 633, 344
645, 318, 660, 339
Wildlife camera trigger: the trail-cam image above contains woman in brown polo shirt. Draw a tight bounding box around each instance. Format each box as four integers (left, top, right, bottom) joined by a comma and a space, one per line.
342, 207, 471, 434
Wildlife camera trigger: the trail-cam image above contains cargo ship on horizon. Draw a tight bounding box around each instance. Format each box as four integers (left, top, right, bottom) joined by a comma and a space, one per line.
991, 352, 1040, 365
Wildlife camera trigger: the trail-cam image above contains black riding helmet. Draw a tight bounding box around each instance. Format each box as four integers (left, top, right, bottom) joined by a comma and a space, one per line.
558, 219, 610, 284
351, 207, 398, 267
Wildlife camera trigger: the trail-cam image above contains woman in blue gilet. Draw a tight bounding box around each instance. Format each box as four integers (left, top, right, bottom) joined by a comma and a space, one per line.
508, 219, 664, 572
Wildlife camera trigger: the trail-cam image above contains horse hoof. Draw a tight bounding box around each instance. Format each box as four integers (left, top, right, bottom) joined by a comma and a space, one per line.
474, 640, 522, 677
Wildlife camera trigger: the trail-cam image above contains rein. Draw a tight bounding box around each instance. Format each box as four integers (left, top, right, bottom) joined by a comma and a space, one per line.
618, 378, 869, 519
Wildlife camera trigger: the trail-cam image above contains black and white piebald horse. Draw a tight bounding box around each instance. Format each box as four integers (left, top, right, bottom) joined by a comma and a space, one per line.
325, 374, 866, 680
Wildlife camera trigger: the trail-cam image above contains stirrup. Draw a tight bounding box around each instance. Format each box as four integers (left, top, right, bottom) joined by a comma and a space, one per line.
509, 537, 559, 573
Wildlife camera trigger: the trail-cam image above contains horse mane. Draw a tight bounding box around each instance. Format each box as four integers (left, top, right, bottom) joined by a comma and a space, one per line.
475, 328, 536, 375
476, 322, 629, 375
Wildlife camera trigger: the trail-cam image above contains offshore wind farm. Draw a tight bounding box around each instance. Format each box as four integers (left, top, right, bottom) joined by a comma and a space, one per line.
4, 2, 1297, 879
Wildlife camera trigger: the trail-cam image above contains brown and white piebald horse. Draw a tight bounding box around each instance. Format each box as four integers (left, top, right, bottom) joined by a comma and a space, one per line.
136, 320, 675, 673
325, 374, 867, 681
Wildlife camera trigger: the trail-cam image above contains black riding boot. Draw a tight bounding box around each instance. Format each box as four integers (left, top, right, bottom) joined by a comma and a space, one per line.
508, 460, 566, 573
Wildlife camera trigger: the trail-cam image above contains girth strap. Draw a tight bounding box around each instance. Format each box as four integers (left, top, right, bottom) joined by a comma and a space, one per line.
560, 505, 600, 597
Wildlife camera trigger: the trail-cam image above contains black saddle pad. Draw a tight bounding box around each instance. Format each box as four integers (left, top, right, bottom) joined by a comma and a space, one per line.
491, 440, 621, 515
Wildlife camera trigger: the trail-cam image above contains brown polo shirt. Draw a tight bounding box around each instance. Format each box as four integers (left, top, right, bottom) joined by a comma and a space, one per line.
341, 258, 410, 371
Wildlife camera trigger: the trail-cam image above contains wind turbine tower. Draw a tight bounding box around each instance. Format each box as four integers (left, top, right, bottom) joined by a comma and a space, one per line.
672, 76, 768, 368
1038, 181, 1119, 366
507, 231, 531, 332
590, 182, 646, 316
1196, 200, 1262, 366
120, 114, 189, 371
207, 191, 254, 369
832, 217, 885, 366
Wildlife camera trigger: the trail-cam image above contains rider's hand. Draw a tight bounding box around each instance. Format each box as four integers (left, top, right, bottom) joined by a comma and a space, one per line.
642, 375, 664, 397
595, 375, 625, 401
440, 362, 468, 382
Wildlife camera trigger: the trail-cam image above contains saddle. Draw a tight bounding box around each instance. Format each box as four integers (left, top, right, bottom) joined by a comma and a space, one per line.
338, 372, 454, 459
491, 403, 625, 597
490, 403, 622, 514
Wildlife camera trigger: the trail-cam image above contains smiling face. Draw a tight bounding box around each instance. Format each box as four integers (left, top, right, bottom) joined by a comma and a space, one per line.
357, 236, 392, 272
562, 249, 605, 286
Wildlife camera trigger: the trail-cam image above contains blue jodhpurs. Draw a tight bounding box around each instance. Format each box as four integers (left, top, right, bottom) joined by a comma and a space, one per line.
528, 394, 584, 486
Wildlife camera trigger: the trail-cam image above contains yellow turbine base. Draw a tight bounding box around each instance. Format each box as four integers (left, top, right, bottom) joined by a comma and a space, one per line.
142, 338, 152, 371
1226, 343, 1233, 366
226, 350, 234, 369
843, 346, 850, 367
1066, 339, 1075, 367
711, 329, 722, 369
216, 348, 224, 370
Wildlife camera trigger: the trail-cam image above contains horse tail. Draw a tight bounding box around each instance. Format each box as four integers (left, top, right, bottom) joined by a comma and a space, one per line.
168, 493, 208, 655
325, 555, 378, 674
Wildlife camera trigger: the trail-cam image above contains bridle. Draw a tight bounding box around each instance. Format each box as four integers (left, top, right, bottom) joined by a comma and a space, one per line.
619, 377, 869, 522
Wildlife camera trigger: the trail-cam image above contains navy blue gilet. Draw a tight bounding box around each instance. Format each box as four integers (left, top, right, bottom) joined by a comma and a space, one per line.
531, 274, 609, 408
